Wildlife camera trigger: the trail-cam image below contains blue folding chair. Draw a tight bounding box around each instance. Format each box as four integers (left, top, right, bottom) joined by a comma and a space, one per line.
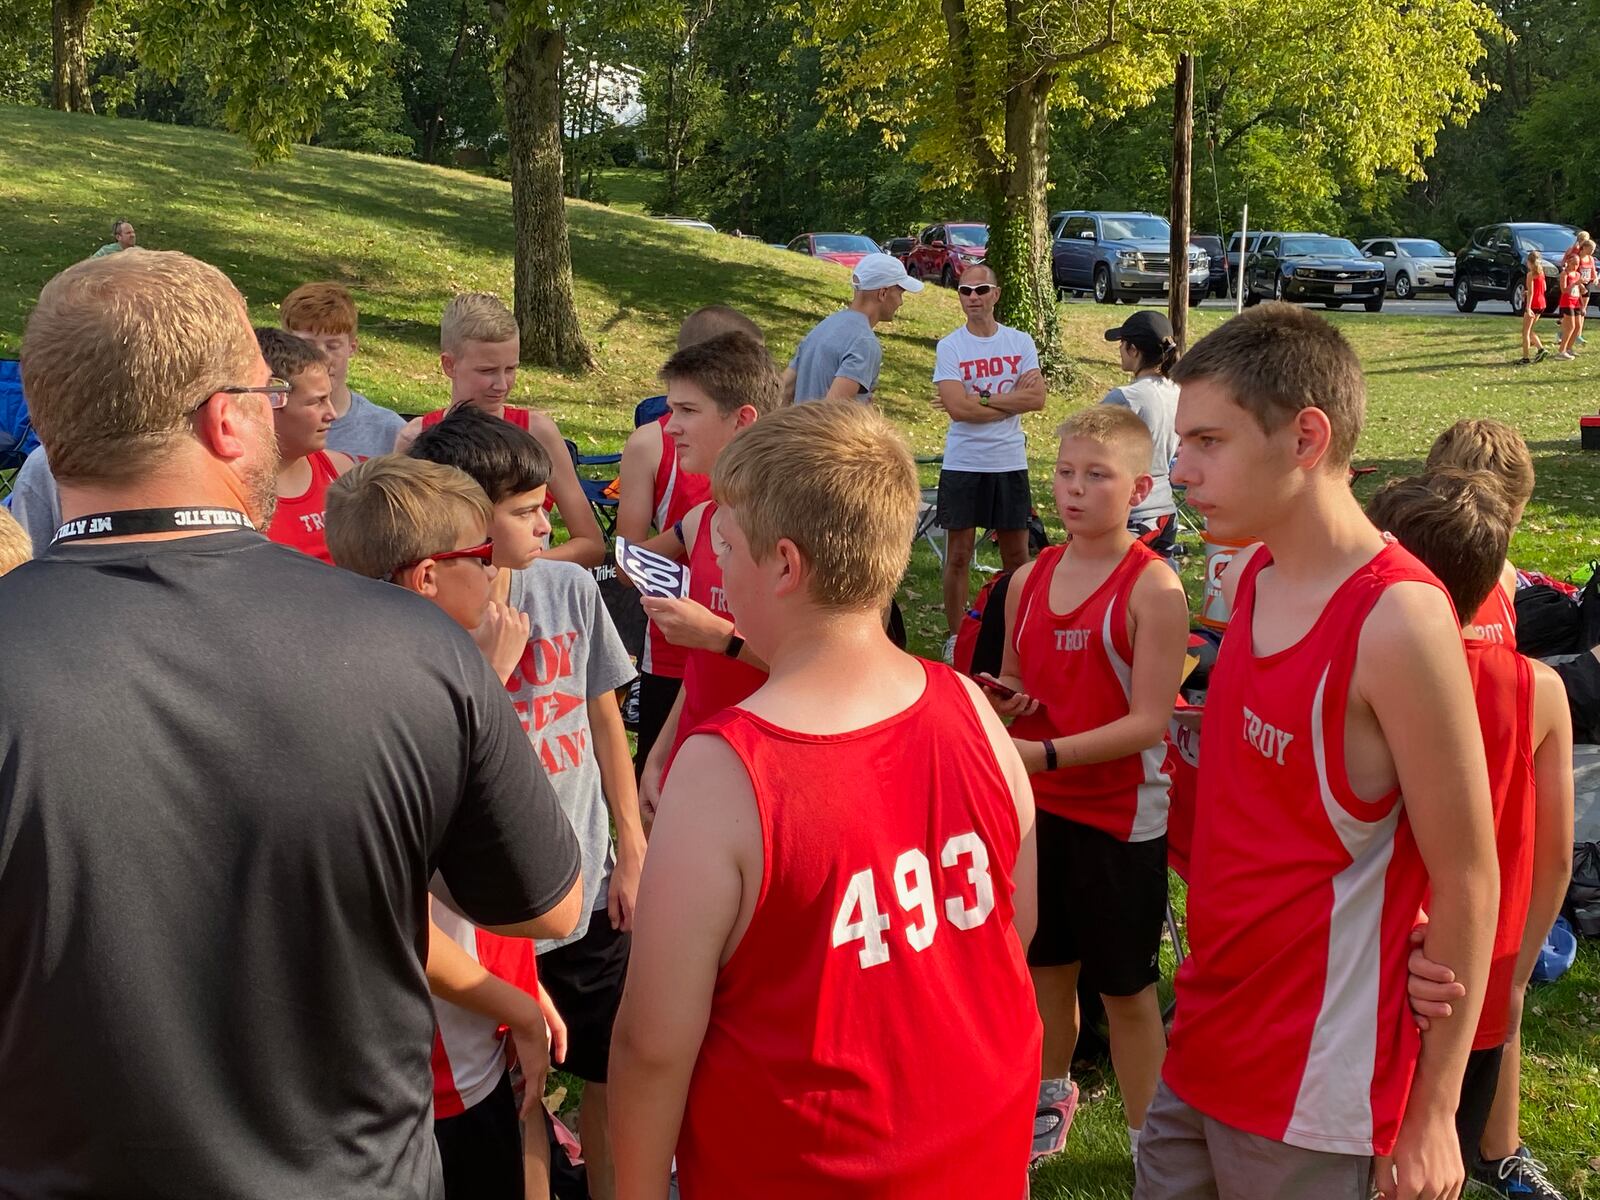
565, 439, 622, 536
634, 395, 668, 428
1, 359, 39, 503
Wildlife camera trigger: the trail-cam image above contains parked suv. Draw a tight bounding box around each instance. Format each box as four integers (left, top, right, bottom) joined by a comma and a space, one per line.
1224, 231, 1263, 293
881, 236, 915, 262
905, 223, 989, 286
1243, 233, 1386, 311
1049, 211, 1209, 305
1360, 237, 1456, 299
1453, 222, 1574, 315
1192, 234, 1229, 298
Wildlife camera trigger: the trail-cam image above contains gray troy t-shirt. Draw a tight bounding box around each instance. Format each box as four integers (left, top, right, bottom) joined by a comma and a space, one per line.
326, 390, 408, 459
788, 309, 882, 403
5, 446, 59, 553
506, 560, 637, 951
1102, 374, 1181, 522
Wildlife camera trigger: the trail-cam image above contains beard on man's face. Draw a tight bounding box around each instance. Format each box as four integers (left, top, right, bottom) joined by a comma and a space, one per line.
237, 406, 281, 529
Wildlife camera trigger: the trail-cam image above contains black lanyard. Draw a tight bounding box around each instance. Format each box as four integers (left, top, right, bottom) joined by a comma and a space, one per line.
52, 507, 255, 545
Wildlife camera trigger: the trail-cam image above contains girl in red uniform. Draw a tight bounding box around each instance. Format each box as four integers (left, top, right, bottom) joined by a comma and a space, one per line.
1519, 250, 1548, 364
1556, 254, 1586, 358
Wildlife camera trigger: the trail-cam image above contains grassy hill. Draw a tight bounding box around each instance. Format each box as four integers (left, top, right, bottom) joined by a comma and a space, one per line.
2, 105, 1599, 1199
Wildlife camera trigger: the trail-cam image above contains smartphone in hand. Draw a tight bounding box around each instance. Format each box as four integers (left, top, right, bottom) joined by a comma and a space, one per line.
973, 672, 1017, 701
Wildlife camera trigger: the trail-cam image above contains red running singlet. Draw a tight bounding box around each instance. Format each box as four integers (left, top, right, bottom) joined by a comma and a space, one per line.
1471, 582, 1518, 647
1009, 541, 1170, 841
1163, 540, 1446, 1157
677, 661, 1041, 1199
1463, 639, 1536, 1051
266, 450, 341, 563
1529, 272, 1547, 312
421, 403, 533, 432
666, 502, 767, 767
642, 415, 711, 680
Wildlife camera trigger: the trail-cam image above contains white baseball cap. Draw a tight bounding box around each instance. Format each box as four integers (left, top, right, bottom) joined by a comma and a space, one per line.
851, 253, 924, 293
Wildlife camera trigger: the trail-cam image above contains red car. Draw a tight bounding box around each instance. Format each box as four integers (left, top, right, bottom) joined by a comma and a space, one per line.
786, 233, 880, 269
905, 222, 989, 286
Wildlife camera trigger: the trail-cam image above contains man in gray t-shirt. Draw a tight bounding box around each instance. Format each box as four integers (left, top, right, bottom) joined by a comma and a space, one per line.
783, 252, 923, 404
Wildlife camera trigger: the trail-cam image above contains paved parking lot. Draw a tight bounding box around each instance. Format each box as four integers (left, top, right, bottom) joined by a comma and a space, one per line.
1059, 292, 1584, 321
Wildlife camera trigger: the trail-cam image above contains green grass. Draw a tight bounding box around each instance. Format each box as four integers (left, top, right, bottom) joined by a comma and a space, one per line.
2, 105, 1597, 1198
588, 166, 664, 216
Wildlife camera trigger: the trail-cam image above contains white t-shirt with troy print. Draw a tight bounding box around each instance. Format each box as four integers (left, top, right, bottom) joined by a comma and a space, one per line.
933, 322, 1039, 473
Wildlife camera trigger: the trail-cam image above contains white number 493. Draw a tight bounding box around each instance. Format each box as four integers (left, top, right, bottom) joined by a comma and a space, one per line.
830, 832, 996, 969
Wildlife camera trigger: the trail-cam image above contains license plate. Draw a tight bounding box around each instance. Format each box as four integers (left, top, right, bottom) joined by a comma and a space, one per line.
1334, 283, 1352, 294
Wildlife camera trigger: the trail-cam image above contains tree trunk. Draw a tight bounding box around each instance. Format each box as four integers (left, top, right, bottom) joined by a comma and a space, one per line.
663, 56, 679, 211
991, 70, 1063, 379
1168, 52, 1194, 349
51, 0, 95, 114
424, 0, 470, 163
498, 14, 595, 370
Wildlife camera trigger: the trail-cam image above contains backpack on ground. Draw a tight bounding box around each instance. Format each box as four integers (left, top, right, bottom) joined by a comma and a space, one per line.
952, 569, 1016, 678
1566, 841, 1600, 938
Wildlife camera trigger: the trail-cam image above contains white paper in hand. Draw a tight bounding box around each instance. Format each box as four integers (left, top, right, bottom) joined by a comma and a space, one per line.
616, 536, 691, 599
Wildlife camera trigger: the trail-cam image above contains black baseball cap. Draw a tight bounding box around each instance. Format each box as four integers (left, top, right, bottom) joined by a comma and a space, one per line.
1103, 309, 1174, 347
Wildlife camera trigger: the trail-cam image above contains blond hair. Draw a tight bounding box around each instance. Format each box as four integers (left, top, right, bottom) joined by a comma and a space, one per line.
325, 454, 492, 581
21, 251, 259, 484
1367, 469, 1513, 620
281, 281, 358, 336
441, 292, 518, 354
1425, 418, 1534, 512
0, 507, 31, 576
1058, 404, 1155, 475
1169, 304, 1366, 469
713, 399, 917, 611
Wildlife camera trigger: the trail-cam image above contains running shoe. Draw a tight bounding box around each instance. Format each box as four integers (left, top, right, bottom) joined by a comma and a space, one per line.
1030, 1080, 1079, 1165
1470, 1147, 1565, 1199
1535, 348, 1549, 362
1518, 357, 1531, 365
1558, 350, 1577, 360
941, 633, 958, 665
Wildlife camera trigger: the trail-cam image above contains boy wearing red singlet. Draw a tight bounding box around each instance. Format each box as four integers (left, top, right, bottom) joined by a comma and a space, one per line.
1139, 304, 1499, 1200
1425, 419, 1535, 648
394, 292, 606, 568
989, 404, 1189, 1167
631, 332, 780, 824
610, 400, 1042, 1200
256, 329, 354, 563
1369, 471, 1575, 1200
616, 307, 761, 771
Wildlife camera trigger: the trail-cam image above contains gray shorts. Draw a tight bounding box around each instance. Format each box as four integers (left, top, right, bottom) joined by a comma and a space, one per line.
1134, 1081, 1374, 1200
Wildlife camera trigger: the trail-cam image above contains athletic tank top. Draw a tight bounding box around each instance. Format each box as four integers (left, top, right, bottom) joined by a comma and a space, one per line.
1471, 582, 1518, 647
266, 450, 341, 563
1009, 541, 1170, 841
642, 416, 711, 680
421, 404, 533, 431
1561, 268, 1585, 307
677, 661, 1040, 1199
1529, 271, 1547, 310
1163, 540, 1444, 1157
1463, 640, 1536, 1051
666, 502, 767, 768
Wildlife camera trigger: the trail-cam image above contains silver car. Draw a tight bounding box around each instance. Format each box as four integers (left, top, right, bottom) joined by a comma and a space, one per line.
1360, 237, 1456, 300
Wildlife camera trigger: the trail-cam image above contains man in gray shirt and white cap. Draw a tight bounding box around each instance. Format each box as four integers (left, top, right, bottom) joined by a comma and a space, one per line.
782, 252, 923, 405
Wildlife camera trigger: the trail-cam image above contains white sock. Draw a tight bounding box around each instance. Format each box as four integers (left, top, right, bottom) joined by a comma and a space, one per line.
1129, 1125, 1142, 1167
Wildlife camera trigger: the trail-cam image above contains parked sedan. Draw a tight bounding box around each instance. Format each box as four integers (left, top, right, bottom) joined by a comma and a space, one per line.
881, 236, 915, 262
1243, 233, 1386, 311
786, 232, 881, 269
1453, 222, 1574, 315
1360, 238, 1456, 299
905, 223, 989, 285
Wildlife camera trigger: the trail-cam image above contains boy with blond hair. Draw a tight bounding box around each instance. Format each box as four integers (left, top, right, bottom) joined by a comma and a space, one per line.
327, 455, 583, 1200
987, 403, 1189, 1166
394, 292, 605, 568
1137, 305, 1500, 1200
257, 328, 355, 563
610, 400, 1041, 1200
281, 281, 406, 458
1425, 418, 1534, 646
411, 408, 644, 1200
0, 507, 30, 574
1368, 470, 1574, 1200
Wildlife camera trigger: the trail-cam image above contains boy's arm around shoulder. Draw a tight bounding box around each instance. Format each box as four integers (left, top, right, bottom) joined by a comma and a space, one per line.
952, 674, 1037, 951
616, 421, 665, 545
609, 731, 759, 1200
1517, 658, 1575, 981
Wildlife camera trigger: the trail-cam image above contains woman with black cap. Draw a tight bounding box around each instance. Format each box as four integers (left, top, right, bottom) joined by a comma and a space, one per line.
1100, 309, 1182, 557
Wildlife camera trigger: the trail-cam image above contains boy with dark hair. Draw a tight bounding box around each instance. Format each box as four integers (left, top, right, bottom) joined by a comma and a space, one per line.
616, 308, 764, 771
631, 331, 781, 822
1138, 305, 1499, 1200
610, 400, 1041, 1199
257, 328, 355, 563
393, 292, 606, 567
411, 407, 644, 1200
988, 403, 1189, 1167
1369, 470, 1575, 1200
281, 281, 406, 458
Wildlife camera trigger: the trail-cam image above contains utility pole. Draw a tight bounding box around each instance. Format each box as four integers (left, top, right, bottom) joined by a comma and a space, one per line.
1168, 51, 1194, 349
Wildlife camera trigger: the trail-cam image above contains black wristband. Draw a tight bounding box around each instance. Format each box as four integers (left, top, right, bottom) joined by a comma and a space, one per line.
1041, 740, 1058, 771
724, 633, 745, 659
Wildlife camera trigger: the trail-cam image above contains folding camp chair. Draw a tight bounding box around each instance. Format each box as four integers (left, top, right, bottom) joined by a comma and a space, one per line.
0, 359, 38, 504
564, 439, 622, 536
912, 455, 947, 564
634, 394, 668, 428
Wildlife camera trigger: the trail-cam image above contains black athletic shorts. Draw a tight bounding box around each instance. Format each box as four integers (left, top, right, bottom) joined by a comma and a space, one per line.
537, 912, 630, 1083
435, 1069, 523, 1200
1027, 810, 1168, 996
633, 671, 683, 776
1456, 1044, 1506, 1167
935, 468, 1031, 533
